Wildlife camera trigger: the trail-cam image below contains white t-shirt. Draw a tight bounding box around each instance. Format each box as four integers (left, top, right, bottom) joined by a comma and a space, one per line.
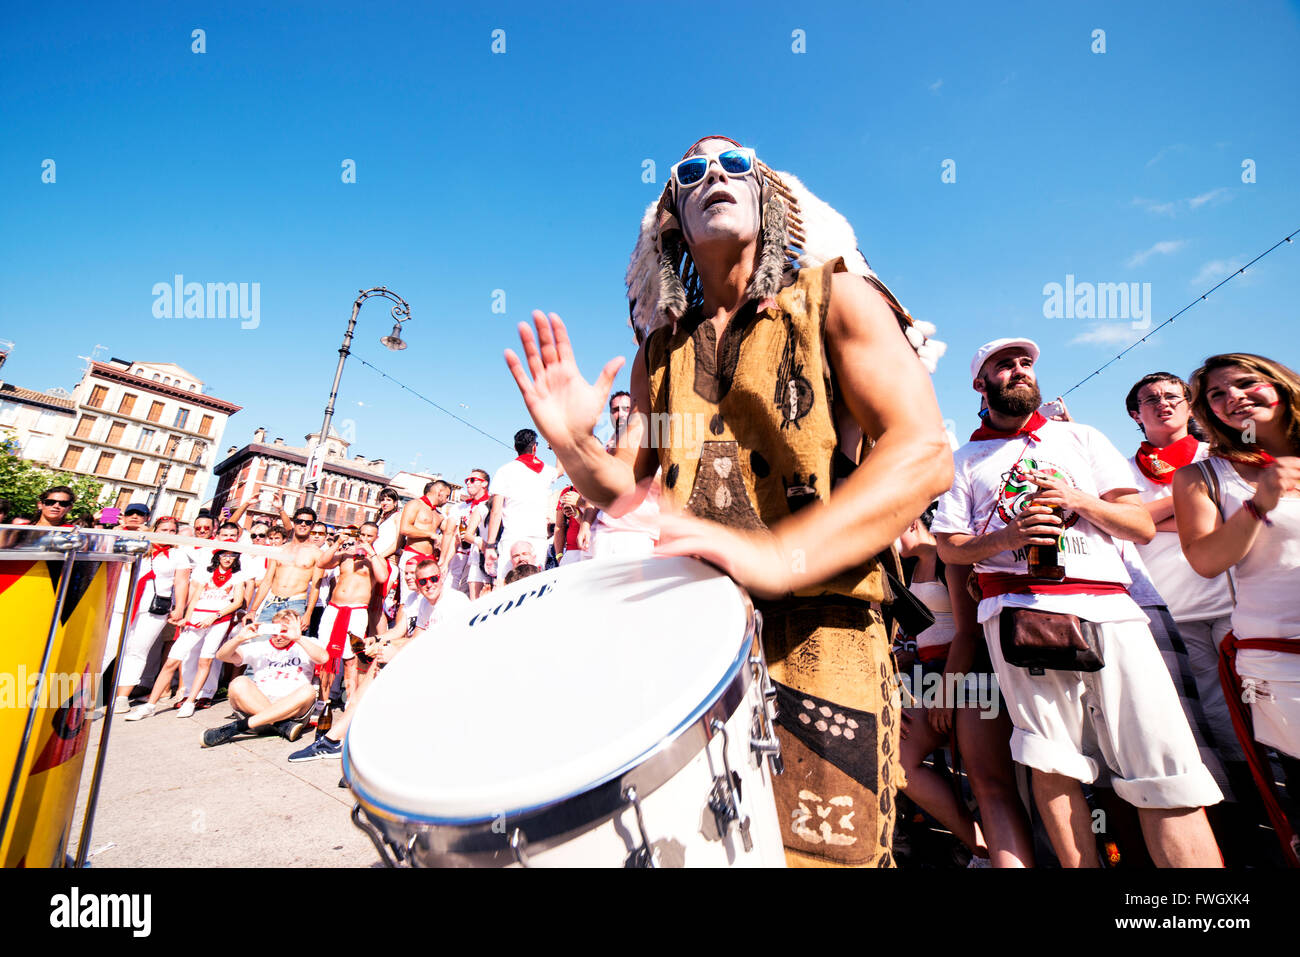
412, 587, 472, 632
142, 545, 188, 599
375, 513, 400, 558
932, 419, 1146, 625
187, 566, 253, 617
491, 459, 559, 544
241, 637, 321, 699
1129, 444, 1234, 622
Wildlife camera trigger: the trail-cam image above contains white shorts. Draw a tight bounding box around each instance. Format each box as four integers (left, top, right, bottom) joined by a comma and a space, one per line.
448, 549, 474, 593
252, 676, 311, 704
467, 545, 491, 586
1236, 649, 1300, 760
168, 617, 230, 662
558, 550, 586, 567
318, 602, 367, 662
983, 615, 1223, 809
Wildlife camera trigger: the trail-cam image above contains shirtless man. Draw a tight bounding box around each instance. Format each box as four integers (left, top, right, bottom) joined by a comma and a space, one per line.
398, 479, 457, 583
249, 507, 322, 626
316, 520, 388, 701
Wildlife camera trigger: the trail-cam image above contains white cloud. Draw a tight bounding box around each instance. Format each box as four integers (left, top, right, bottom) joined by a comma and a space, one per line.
928, 79, 943, 94
1190, 258, 1244, 287
1132, 197, 1177, 216
1188, 187, 1229, 208
1126, 239, 1186, 268
1069, 324, 1140, 346
1145, 144, 1186, 168
1132, 188, 1233, 217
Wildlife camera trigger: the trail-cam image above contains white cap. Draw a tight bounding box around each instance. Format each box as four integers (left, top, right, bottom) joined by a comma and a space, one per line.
970, 338, 1040, 385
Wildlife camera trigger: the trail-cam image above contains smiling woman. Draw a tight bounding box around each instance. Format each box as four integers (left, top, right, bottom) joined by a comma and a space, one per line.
1174, 352, 1300, 865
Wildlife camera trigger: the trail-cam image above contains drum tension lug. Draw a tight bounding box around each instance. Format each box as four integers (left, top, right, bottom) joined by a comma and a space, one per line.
748, 657, 784, 777
622, 786, 656, 868
708, 719, 753, 853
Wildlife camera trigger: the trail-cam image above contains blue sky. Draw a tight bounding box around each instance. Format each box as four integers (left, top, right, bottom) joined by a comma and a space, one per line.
2, 1, 1297, 491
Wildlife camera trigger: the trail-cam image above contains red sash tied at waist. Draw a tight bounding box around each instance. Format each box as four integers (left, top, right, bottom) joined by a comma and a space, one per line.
976, 573, 1130, 599
1219, 631, 1300, 867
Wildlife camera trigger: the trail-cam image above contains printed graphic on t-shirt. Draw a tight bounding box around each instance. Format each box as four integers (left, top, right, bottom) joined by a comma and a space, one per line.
994, 457, 1081, 532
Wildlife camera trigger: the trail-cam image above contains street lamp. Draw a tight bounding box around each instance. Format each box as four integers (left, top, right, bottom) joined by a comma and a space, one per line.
302, 287, 411, 509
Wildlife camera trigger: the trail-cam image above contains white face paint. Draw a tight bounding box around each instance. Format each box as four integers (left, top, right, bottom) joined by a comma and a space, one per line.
677, 138, 761, 252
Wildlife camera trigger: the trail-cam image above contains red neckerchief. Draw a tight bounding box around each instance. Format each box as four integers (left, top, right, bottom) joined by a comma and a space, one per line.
468, 493, 489, 506
150, 543, 171, 559
1135, 434, 1200, 485
517, 453, 545, 473
210, 567, 233, 588
970, 411, 1048, 442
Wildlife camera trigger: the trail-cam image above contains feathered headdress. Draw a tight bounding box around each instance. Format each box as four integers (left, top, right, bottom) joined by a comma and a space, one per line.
626, 146, 945, 372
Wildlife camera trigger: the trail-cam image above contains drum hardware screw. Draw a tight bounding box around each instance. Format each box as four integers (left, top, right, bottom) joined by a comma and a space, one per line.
621, 786, 656, 868
113, 538, 150, 555
748, 657, 784, 776
509, 827, 532, 867
707, 719, 753, 853
49, 532, 88, 552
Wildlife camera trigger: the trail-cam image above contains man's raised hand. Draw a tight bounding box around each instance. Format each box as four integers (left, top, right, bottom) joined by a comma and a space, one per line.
504, 311, 624, 452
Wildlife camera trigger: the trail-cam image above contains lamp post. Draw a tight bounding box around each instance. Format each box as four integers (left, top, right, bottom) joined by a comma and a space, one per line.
302, 287, 411, 509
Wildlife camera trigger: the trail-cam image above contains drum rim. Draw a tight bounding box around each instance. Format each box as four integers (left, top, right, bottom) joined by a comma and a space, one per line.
346, 593, 764, 864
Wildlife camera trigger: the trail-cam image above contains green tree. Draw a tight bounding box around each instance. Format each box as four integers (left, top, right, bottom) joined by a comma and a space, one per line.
0, 430, 108, 522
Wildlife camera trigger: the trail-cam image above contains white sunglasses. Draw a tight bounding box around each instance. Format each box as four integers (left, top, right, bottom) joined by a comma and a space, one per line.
669, 147, 757, 190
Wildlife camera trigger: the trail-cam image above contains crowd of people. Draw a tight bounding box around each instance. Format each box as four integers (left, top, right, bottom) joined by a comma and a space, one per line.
98, 419, 658, 769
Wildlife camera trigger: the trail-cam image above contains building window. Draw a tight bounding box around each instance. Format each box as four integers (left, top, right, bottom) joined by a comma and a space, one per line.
118, 393, 137, 415
114, 489, 133, 509
147, 400, 164, 423
181, 468, 196, 492
152, 374, 161, 382
106, 421, 126, 446
74, 415, 96, 439
191, 442, 205, 464
173, 408, 189, 429
325, 503, 337, 523
126, 457, 144, 480
0, 401, 19, 427
94, 452, 115, 476
87, 385, 108, 408
34, 410, 60, 432
199, 414, 214, 436
283, 492, 297, 512
171, 497, 189, 519
290, 469, 302, 487
137, 427, 155, 451
60, 446, 84, 470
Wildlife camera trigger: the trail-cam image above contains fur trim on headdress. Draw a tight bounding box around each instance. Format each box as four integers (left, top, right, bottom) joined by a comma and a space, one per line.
626, 161, 946, 372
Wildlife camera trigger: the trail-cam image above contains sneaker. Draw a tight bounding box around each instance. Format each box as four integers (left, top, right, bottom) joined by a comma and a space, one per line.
176, 701, 196, 718
288, 735, 342, 762
113, 696, 130, 715
202, 720, 244, 748
124, 703, 156, 722
274, 717, 309, 743
194, 697, 213, 711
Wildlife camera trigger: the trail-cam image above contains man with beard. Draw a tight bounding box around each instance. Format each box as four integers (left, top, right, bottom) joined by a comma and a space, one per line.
932, 338, 1224, 867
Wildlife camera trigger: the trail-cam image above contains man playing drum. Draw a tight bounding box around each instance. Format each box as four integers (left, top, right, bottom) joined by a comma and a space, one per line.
505, 136, 951, 867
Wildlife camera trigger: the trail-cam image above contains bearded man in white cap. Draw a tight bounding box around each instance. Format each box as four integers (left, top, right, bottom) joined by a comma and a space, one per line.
931, 338, 1224, 867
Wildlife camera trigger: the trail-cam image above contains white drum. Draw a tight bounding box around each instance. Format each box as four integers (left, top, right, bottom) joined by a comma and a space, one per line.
345, 556, 786, 867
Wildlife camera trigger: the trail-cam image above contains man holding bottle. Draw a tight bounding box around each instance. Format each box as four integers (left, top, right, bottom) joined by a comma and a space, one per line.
932, 338, 1223, 868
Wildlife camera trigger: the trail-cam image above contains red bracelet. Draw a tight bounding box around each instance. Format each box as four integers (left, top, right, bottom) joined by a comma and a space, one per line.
1244, 499, 1274, 527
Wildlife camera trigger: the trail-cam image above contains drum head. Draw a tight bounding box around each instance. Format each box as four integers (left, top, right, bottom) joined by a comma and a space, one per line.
346, 556, 751, 822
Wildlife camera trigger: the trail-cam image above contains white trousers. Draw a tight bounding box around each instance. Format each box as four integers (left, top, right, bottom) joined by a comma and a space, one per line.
1236, 647, 1300, 760
983, 615, 1223, 809
116, 611, 171, 690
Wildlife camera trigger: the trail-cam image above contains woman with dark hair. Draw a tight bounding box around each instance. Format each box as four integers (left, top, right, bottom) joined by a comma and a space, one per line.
1174, 352, 1300, 863
126, 549, 246, 721
113, 516, 187, 714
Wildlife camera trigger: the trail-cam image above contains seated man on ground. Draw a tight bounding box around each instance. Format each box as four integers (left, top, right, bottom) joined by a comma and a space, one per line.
202, 610, 328, 748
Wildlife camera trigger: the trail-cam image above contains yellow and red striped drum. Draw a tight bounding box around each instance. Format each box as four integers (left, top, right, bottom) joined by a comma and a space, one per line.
0, 528, 144, 868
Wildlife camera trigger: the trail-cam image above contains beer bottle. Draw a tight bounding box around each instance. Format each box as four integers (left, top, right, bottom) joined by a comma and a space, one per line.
1027, 501, 1066, 580
316, 699, 334, 735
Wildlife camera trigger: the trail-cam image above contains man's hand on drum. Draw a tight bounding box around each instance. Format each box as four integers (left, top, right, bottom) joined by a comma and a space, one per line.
504, 311, 625, 451
655, 513, 792, 599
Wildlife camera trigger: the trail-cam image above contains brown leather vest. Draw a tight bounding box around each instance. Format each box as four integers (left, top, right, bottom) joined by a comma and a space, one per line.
644, 259, 886, 603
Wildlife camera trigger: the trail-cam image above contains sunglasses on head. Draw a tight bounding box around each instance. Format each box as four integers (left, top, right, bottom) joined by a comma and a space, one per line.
41, 498, 72, 507
670, 147, 756, 190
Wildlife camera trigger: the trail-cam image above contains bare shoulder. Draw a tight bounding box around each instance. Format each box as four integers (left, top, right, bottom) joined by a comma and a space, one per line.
826, 271, 897, 340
